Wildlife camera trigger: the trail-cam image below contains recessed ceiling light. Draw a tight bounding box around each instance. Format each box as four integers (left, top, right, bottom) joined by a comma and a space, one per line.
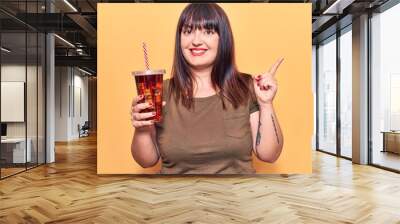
78, 67, 93, 76
63, 0, 78, 12
1, 47, 11, 53
323, 0, 354, 15
54, 34, 75, 48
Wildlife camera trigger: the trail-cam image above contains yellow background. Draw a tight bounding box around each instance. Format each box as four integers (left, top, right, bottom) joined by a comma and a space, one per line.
97, 3, 312, 174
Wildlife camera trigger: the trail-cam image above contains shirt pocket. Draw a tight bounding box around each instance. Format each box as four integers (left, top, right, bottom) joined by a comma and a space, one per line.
223, 111, 250, 138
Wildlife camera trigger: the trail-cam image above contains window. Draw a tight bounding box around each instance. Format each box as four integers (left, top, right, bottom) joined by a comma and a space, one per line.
339, 27, 352, 158
371, 3, 400, 171
317, 35, 337, 154
0, 1, 46, 179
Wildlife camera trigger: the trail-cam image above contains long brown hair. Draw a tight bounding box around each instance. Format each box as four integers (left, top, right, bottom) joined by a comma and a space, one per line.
169, 3, 251, 110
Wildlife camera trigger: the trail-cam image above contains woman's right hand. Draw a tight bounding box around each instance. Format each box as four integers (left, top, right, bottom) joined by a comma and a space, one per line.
131, 95, 156, 129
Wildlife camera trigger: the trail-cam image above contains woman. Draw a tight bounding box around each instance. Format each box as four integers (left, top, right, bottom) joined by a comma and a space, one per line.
130, 3, 284, 174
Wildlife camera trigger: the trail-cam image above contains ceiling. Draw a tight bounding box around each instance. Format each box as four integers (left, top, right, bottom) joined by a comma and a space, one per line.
0, 0, 392, 75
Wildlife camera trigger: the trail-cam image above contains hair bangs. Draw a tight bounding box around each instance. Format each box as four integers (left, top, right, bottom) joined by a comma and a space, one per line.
180, 4, 220, 33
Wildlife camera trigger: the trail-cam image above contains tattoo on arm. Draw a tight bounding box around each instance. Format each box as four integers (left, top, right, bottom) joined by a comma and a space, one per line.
271, 114, 280, 144
256, 121, 261, 146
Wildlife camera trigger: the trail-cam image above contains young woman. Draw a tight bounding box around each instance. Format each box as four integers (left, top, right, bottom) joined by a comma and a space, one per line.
130, 3, 284, 174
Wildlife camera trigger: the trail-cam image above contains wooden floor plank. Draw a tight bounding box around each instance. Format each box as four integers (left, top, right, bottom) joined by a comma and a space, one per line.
0, 134, 400, 223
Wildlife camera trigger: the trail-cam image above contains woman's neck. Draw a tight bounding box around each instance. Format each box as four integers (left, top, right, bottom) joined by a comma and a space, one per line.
190, 66, 217, 97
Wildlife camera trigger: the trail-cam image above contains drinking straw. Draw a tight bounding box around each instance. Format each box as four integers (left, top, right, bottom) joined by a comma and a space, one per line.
142, 42, 150, 71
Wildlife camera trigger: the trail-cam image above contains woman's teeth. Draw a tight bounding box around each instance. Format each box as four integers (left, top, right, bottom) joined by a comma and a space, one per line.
191, 49, 207, 56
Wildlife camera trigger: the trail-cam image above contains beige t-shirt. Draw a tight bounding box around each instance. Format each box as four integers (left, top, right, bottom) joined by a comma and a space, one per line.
155, 74, 259, 174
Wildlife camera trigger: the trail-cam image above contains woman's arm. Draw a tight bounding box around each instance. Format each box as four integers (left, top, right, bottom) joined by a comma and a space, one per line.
250, 106, 283, 162
250, 57, 285, 163
130, 95, 161, 168
131, 126, 160, 168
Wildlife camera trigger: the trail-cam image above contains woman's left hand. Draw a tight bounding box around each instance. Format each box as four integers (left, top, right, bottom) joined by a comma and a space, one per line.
253, 58, 284, 106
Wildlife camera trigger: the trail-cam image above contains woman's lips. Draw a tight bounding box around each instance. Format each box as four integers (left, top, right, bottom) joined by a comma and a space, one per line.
190, 48, 207, 56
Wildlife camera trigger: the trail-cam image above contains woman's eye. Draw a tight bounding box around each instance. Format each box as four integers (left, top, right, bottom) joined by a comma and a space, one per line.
205, 29, 214, 35
183, 28, 192, 34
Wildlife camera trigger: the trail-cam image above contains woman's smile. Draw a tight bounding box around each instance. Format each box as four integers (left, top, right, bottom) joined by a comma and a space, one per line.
190, 47, 208, 56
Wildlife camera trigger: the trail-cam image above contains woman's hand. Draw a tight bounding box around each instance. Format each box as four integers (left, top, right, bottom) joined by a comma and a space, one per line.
130, 95, 165, 130
253, 58, 284, 106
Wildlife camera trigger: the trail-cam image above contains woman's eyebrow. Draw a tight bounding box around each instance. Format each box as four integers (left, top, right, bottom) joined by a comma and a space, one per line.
182, 24, 193, 29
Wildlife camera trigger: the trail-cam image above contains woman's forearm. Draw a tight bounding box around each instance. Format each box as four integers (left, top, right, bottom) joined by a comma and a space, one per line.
255, 104, 284, 163
131, 127, 160, 168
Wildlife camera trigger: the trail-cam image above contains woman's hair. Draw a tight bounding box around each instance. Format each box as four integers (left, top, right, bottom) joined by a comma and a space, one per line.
169, 3, 252, 110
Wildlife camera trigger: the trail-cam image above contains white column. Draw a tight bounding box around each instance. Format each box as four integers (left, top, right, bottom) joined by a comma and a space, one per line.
352, 14, 369, 164
45, 0, 55, 163
46, 33, 55, 163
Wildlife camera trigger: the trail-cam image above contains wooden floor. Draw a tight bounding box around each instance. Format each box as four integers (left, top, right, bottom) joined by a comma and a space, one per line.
0, 167, 26, 178
372, 150, 400, 171
1, 163, 45, 178
1, 135, 400, 223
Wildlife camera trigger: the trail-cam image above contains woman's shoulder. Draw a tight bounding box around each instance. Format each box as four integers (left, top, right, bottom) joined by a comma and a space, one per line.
163, 78, 172, 91
237, 72, 255, 90
238, 72, 254, 84
163, 78, 171, 85
237, 72, 257, 101
239, 72, 253, 79
162, 78, 173, 100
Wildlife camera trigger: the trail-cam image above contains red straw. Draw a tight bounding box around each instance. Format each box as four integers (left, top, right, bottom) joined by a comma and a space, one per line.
142, 42, 150, 71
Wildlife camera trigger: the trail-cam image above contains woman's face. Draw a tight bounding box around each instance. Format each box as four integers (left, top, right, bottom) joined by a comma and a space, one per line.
180, 26, 219, 71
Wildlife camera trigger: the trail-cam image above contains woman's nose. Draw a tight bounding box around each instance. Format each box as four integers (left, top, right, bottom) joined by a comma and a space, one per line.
192, 30, 203, 45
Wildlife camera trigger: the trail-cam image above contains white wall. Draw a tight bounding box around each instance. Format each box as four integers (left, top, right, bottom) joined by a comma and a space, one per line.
1, 65, 26, 132
72, 73, 89, 138
55, 66, 70, 141
1, 64, 45, 163
1, 65, 37, 138
55, 67, 89, 141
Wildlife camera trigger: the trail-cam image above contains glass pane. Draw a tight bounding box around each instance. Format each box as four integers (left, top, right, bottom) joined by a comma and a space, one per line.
312, 45, 317, 151
1, 31, 27, 177
25, 0, 38, 169
371, 4, 400, 171
318, 36, 337, 154
38, 33, 45, 165
27, 31, 38, 169
340, 28, 352, 158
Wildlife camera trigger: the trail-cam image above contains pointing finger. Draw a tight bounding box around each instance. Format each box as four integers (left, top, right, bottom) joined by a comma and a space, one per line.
268, 57, 284, 75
